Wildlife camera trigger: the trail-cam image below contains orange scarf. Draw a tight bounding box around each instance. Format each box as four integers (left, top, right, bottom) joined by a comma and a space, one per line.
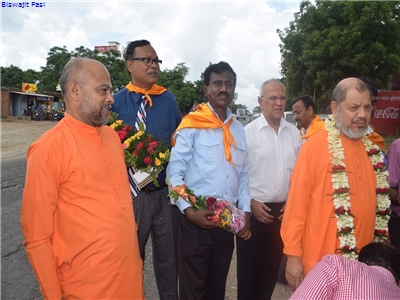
126, 82, 167, 107
301, 115, 325, 139
172, 103, 237, 165
367, 130, 387, 152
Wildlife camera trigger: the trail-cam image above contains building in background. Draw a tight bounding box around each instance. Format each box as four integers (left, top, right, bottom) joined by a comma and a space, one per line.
94, 41, 124, 58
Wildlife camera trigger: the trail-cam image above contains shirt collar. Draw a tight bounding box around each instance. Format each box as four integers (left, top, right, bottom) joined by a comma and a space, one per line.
257, 113, 289, 131
206, 102, 233, 124
63, 112, 103, 136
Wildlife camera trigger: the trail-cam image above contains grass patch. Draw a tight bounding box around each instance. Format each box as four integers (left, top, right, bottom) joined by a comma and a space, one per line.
383, 135, 398, 150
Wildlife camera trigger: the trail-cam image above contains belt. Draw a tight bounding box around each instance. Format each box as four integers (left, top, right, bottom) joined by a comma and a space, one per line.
141, 185, 166, 194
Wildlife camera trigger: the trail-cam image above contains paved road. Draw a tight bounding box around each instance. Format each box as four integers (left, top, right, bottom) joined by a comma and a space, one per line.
1, 157, 160, 299
1, 158, 42, 299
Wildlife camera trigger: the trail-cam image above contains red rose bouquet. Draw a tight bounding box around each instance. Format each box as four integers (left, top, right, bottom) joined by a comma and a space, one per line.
108, 112, 170, 187
168, 183, 246, 234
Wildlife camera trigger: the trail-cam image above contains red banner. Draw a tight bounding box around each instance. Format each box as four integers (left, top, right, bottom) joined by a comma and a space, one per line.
371, 91, 400, 135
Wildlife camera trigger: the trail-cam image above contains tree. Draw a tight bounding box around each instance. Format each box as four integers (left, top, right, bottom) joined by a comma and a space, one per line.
193, 78, 207, 105
231, 103, 247, 114
40, 46, 71, 91
71, 46, 96, 58
278, 1, 400, 111
253, 106, 262, 113
95, 50, 130, 92
1, 65, 24, 88
158, 62, 196, 111
23, 69, 41, 85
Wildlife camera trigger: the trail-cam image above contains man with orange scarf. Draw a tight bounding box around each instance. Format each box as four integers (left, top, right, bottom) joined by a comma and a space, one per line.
111, 40, 182, 300
167, 61, 251, 300
292, 95, 325, 142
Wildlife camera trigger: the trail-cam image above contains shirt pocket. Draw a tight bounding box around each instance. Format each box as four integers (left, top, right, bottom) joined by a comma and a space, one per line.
196, 133, 220, 163
285, 146, 297, 171
232, 139, 246, 168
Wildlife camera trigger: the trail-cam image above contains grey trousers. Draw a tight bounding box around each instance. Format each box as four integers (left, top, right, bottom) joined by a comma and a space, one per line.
134, 187, 179, 300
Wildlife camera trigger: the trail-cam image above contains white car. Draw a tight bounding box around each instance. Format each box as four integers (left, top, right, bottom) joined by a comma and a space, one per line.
236, 109, 246, 120
283, 111, 296, 126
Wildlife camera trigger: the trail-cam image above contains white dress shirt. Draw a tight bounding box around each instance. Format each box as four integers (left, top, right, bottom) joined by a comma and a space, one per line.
244, 114, 302, 203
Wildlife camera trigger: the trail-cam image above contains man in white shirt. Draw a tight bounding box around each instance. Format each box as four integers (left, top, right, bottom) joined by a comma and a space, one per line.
237, 79, 302, 300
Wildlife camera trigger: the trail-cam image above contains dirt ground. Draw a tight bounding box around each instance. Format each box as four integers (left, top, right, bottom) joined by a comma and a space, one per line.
0, 118, 292, 300
1, 119, 58, 161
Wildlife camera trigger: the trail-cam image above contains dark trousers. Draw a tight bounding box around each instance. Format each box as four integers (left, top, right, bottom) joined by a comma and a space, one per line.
389, 212, 400, 250
178, 211, 234, 300
236, 202, 285, 300
134, 187, 178, 300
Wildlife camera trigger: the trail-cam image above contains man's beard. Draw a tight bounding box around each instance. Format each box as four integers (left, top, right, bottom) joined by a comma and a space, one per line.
335, 108, 367, 140
81, 91, 110, 127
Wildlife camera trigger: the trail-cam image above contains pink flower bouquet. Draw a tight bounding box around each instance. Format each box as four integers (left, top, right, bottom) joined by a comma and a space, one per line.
168, 184, 246, 234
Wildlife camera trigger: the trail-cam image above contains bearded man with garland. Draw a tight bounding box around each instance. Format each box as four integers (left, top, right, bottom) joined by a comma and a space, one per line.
281, 77, 391, 292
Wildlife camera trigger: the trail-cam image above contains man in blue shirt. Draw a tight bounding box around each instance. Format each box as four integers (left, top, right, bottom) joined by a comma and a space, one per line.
167, 61, 251, 300
111, 40, 181, 300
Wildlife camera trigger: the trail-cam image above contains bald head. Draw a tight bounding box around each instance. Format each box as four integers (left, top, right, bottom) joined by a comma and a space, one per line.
332, 78, 371, 106
59, 58, 109, 97
59, 58, 113, 127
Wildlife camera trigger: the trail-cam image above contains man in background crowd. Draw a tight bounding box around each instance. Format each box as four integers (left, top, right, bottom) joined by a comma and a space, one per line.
237, 79, 301, 300
291, 95, 325, 142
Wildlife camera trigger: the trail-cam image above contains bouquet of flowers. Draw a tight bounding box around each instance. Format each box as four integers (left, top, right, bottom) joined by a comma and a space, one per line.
168, 183, 246, 234
108, 112, 170, 187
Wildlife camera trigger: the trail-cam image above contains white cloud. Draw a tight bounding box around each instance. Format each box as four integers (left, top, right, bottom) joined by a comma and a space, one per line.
1, 0, 300, 110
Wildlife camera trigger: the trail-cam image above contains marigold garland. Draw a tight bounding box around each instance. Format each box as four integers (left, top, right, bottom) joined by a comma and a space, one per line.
325, 115, 390, 259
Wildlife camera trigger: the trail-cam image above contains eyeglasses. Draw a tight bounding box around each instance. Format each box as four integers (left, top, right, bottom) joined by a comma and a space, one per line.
210, 80, 234, 89
129, 57, 162, 65
260, 95, 286, 102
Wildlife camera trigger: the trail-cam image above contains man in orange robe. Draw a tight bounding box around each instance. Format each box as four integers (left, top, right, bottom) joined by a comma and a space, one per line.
281, 78, 378, 291
20, 58, 144, 299
292, 95, 325, 142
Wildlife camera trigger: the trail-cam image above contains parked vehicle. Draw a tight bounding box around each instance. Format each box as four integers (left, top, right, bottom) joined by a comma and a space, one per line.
236, 109, 246, 120
52, 110, 64, 122
249, 113, 261, 122
23, 109, 33, 117
31, 110, 41, 121
283, 111, 296, 126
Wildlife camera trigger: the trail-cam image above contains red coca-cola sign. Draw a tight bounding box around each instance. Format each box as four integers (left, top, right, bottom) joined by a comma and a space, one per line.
371, 91, 400, 135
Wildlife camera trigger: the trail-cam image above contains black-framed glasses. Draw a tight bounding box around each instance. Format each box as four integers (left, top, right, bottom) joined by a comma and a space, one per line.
129, 57, 162, 65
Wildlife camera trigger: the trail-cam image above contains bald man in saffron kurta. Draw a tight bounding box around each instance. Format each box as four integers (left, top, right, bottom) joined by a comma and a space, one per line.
281, 129, 376, 275
21, 113, 144, 299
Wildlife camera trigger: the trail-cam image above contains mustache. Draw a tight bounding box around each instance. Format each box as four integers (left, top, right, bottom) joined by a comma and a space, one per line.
217, 92, 229, 97
101, 104, 112, 111
147, 70, 159, 75
352, 117, 367, 124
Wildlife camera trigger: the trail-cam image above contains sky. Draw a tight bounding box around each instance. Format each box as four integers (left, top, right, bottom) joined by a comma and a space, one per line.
1, 0, 303, 111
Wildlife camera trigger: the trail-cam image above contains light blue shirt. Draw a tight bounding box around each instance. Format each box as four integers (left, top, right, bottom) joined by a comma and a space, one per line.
167, 103, 251, 213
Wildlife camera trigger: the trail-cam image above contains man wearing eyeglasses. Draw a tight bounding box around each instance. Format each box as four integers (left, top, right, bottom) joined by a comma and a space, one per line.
111, 40, 181, 300
237, 79, 301, 300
